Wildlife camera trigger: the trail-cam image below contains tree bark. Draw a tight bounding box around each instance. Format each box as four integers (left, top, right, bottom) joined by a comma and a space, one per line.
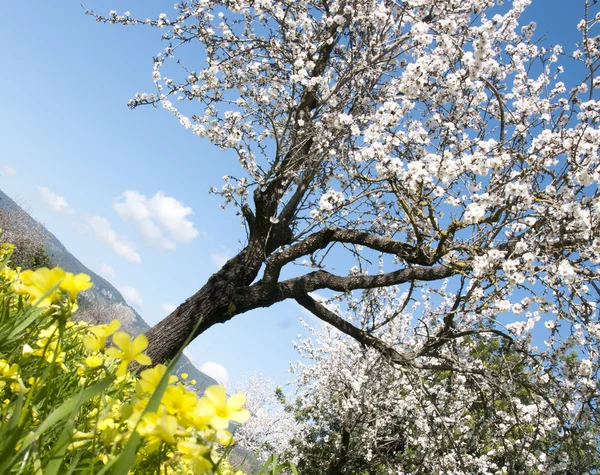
144, 240, 265, 364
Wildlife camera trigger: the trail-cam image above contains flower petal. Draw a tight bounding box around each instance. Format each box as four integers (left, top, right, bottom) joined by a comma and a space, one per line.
131, 334, 149, 354
210, 415, 229, 430
226, 392, 246, 412
83, 335, 100, 353
111, 332, 131, 351
204, 385, 227, 409
229, 408, 250, 424
106, 348, 121, 358
116, 361, 128, 377
135, 354, 152, 366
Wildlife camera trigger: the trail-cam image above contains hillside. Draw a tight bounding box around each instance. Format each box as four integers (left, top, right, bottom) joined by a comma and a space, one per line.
0, 189, 217, 392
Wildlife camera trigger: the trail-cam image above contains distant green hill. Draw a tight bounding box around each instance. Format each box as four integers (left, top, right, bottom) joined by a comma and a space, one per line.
0, 189, 217, 393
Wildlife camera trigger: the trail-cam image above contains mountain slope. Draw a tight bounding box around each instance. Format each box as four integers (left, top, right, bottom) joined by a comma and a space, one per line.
0, 189, 217, 392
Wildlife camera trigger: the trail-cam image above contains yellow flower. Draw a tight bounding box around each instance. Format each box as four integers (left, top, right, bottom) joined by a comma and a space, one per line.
0, 266, 17, 284
215, 429, 234, 446
177, 440, 212, 474
123, 397, 148, 431
83, 320, 121, 352
0, 360, 19, 389
136, 364, 177, 396
0, 242, 15, 257
197, 386, 250, 430
14, 267, 66, 307
84, 354, 104, 368
191, 399, 215, 430
60, 272, 93, 302
32, 326, 66, 365
136, 406, 178, 452
106, 332, 152, 377
96, 417, 123, 446
22, 344, 34, 355
161, 385, 198, 423
188, 457, 214, 475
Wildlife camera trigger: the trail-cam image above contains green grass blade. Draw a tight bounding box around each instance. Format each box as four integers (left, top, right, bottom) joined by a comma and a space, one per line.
257, 455, 276, 475
9, 375, 114, 468
0, 379, 26, 473
43, 386, 87, 475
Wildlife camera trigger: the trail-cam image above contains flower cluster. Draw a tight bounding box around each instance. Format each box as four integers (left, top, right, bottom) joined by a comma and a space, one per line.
13, 266, 92, 308
0, 247, 250, 474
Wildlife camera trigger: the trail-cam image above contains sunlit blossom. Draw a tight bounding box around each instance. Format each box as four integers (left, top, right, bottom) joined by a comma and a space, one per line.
106, 332, 152, 376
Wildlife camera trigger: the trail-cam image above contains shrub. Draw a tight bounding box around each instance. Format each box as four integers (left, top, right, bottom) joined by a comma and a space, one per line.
0, 207, 53, 270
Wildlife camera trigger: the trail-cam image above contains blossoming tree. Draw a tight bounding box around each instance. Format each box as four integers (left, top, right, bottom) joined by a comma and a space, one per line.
270, 288, 599, 473
92, 0, 600, 452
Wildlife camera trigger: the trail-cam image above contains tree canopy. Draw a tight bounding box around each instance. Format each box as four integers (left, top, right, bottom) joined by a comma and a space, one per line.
91, 0, 600, 468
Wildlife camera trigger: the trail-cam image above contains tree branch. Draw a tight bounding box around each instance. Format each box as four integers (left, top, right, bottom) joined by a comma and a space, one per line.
295, 293, 487, 375
262, 227, 435, 289
296, 293, 415, 365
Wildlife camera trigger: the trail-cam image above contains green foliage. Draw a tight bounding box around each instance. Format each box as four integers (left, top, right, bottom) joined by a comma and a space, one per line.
257, 454, 298, 475
0, 208, 53, 270
0, 244, 251, 474
11, 240, 53, 270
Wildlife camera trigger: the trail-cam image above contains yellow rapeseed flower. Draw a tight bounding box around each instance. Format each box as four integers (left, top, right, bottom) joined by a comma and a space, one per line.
216, 429, 234, 446
196, 385, 250, 430
96, 417, 123, 447
0, 242, 15, 257
136, 364, 177, 396
106, 332, 152, 377
0, 266, 18, 284
161, 385, 198, 423
32, 326, 66, 366
0, 360, 19, 389
83, 320, 121, 353
177, 440, 212, 474
136, 406, 178, 453
60, 272, 93, 302
84, 355, 104, 368
14, 267, 66, 307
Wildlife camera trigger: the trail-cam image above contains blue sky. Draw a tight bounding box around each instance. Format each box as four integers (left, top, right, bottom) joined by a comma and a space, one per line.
0, 0, 585, 388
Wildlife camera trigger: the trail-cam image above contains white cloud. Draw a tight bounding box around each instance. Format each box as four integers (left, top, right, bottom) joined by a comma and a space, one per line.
113, 190, 199, 250
38, 187, 74, 215
199, 362, 229, 387
119, 285, 143, 309
161, 303, 177, 315
72, 221, 89, 234
84, 215, 142, 263
98, 263, 116, 279
210, 252, 231, 268
3, 166, 16, 176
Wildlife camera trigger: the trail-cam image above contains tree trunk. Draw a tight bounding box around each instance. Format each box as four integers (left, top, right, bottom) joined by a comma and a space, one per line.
144, 240, 265, 364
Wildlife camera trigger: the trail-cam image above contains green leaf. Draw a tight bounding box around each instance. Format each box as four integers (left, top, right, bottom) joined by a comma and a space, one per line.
257, 455, 298, 475
8, 375, 114, 470
43, 385, 88, 475
4, 305, 44, 341
258, 455, 276, 475
0, 378, 26, 474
